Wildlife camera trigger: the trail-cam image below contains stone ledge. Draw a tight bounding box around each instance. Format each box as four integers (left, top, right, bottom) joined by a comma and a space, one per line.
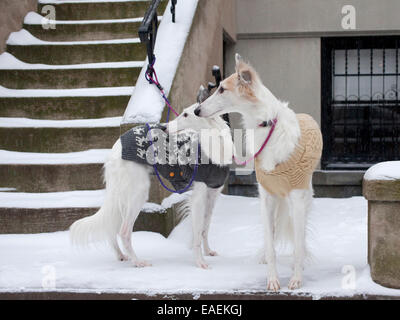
313, 170, 365, 186
228, 170, 365, 186
363, 179, 400, 201
227, 170, 366, 198
0, 291, 398, 300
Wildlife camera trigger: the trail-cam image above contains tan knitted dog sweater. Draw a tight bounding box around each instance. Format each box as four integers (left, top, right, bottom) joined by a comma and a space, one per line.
255, 113, 323, 197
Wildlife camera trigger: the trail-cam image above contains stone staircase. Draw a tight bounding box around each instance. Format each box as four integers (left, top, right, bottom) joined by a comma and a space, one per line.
0, 0, 171, 235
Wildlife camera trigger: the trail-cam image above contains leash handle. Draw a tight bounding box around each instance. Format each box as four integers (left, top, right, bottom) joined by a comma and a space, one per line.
146, 123, 199, 194
145, 57, 179, 122
232, 118, 278, 166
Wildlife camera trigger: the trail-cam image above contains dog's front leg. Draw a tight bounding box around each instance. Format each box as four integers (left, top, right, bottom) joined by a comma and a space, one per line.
202, 186, 223, 256
287, 188, 311, 290
259, 186, 280, 291
190, 182, 209, 269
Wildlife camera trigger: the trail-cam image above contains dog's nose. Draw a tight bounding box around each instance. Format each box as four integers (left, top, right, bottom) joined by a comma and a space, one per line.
194, 106, 201, 116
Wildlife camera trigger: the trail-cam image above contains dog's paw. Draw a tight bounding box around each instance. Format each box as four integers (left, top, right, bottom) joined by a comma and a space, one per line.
196, 260, 210, 270
288, 276, 302, 290
256, 248, 267, 264
117, 254, 129, 262
205, 250, 218, 257
267, 277, 280, 292
258, 254, 267, 265
132, 260, 152, 268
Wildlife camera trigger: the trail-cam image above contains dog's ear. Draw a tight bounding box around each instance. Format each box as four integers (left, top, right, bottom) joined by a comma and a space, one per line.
235, 53, 253, 85
197, 85, 210, 104
239, 70, 252, 84
235, 53, 243, 66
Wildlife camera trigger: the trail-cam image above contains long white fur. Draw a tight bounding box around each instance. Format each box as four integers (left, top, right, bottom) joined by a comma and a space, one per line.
196, 53, 314, 290
70, 103, 231, 269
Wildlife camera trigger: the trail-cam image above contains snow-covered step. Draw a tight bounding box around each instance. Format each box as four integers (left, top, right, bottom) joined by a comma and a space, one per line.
0, 189, 179, 234
0, 54, 143, 89
1, 162, 105, 192
0, 149, 171, 197
6, 30, 145, 65
0, 117, 122, 153
0, 149, 110, 164
24, 12, 161, 41
0, 86, 133, 120
0, 149, 107, 192
0, 116, 122, 127
0, 85, 134, 97
37, 0, 167, 21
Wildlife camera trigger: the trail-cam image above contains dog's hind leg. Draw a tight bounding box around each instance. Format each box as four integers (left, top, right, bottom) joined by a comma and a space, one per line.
117, 161, 151, 268
202, 186, 222, 257
259, 185, 281, 291
287, 187, 312, 290
191, 182, 209, 269
110, 236, 128, 261
119, 199, 151, 268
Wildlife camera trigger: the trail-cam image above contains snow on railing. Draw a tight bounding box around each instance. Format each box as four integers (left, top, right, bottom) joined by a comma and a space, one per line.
121, 0, 199, 125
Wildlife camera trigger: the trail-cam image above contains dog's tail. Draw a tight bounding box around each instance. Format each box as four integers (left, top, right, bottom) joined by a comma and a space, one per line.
70, 207, 107, 246
70, 194, 121, 247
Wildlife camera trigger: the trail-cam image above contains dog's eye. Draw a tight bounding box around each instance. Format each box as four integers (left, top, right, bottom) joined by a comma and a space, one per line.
183, 113, 188, 118
219, 87, 225, 94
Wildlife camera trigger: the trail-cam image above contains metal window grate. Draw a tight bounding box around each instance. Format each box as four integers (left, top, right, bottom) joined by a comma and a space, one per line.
321, 36, 400, 170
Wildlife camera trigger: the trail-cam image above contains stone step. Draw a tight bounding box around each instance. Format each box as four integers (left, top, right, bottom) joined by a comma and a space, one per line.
0, 189, 178, 235
0, 66, 140, 89
7, 39, 145, 65
38, 0, 167, 21
226, 170, 365, 198
0, 96, 130, 120
0, 151, 172, 201
0, 291, 397, 300
0, 95, 130, 120
0, 207, 174, 236
0, 117, 123, 152
0, 86, 133, 120
24, 19, 144, 42
1, 163, 105, 193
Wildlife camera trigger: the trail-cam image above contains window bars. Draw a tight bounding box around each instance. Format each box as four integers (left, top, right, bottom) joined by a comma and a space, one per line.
321, 36, 400, 169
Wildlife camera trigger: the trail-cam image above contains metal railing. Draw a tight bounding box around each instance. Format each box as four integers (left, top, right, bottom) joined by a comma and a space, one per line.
139, 0, 176, 77
321, 36, 400, 169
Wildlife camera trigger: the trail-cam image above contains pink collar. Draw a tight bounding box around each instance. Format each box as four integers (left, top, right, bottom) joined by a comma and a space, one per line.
232, 118, 278, 166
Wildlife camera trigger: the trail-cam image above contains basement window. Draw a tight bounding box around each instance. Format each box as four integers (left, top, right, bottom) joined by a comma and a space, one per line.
321, 36, 400, 170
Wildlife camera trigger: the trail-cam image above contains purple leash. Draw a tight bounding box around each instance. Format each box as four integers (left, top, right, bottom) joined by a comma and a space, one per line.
145, 57, 179, 123
144, 57, 199, 194
145, 123, 200, 194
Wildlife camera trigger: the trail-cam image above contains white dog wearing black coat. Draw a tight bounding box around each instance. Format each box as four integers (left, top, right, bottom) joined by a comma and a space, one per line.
70, 89, 233, 269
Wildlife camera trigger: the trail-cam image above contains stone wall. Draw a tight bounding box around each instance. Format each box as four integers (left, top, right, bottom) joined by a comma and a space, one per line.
0, 0, 37, 53
167, 0, 236, 115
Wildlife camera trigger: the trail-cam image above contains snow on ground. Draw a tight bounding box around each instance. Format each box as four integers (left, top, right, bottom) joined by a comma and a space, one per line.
0, 149, 110, 164
24, 11, 159, 25
0, 189, 185, 212
0, 85, 134, 97
122, 0, 199, 124
7, 29, 140, 46
364, 161, 400, 181
0, 195, 399, 298
0, 53, 144, 70
0, 190, 106, 208
0, 116, 122, 128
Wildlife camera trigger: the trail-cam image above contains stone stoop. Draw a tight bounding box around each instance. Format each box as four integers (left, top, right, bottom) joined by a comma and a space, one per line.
0, 0, 173, 235
227, 170, 366, 198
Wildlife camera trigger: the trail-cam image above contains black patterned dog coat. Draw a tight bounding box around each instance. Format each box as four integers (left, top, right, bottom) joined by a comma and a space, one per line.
120, 124, 229, 190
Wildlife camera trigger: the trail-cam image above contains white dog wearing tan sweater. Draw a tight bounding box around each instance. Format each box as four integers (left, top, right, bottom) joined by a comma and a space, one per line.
195, 54, 323, 291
